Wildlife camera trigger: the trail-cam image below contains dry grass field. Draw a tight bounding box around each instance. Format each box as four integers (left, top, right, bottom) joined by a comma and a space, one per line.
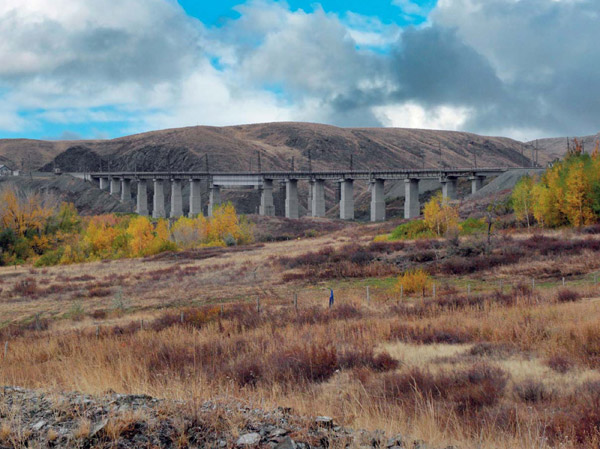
2, 218, 600, 448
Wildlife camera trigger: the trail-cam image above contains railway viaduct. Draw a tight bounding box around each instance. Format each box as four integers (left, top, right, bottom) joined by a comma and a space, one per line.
85, 168, 508, 221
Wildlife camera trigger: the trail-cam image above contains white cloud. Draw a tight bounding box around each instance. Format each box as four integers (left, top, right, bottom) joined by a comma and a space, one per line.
374, 103, 471, 131
0, 0, 599, 140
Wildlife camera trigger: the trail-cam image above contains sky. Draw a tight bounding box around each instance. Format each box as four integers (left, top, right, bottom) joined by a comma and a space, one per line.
0, 0, 598, 142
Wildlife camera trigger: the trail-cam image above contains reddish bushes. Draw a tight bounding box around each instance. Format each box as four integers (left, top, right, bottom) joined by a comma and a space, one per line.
279, 244, 398, 280
11, 278, 38, 298
513, 379, 552, 403
438, 252, 522, 275
366, 363, 507, 415
556, 288, 581, 303
545, 381, 600, 445
545, 354, 574, 373
521, 235, 600, 256
388, 323, 475, 344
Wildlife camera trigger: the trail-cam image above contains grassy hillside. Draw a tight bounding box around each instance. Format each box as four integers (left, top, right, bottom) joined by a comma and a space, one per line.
0, 123, 533, 173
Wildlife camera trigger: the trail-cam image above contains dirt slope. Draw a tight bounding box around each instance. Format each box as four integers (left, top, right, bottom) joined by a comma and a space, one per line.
530, 132, 600, 163
0, 122, 533, 173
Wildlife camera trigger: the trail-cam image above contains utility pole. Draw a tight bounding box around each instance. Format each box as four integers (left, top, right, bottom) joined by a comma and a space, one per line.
291, 157, 295, 171
205, 154, 209, 173
257, 151, 262, 172
350, 154, 353, 171
308, 149, 312, 172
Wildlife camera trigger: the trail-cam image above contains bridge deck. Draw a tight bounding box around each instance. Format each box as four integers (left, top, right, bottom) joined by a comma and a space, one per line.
88, 167, 509, 183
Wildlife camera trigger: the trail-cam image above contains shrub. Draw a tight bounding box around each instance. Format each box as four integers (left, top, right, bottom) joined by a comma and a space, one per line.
268, 344, 338, 385
513, 379, 551, 403
389, 324, 474, 344
11, 278, 38, 297
389, 220, 433, 241
459, 217, 487, 236
34, 248, 64, 267
367, 362, 507, 414
546, 354, 575, 373
394, 269, 431, 295
556, 288, 581, 303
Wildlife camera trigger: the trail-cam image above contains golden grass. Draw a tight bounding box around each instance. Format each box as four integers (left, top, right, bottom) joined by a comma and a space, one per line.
2, 227, 600, 448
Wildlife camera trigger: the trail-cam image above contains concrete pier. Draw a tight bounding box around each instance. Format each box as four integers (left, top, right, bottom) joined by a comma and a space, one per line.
470, 176, 484, 194
170, 179, 183, 218
370, 179, 385, 222
110, 178, 120, 196
307, 180, 313, 214
120, 178, 131, 203
208, 185, 221, 217
311, 179, 326, 217
440, 176, 458, 200
152, 179, 166, 218
259, 179, 275, 216
99, 177, 109, 190
189, 179, 202, 217
339, 179, 354, 220
285, 179, 299, 219
404, 178, 420, 219
136, 180, 149, 216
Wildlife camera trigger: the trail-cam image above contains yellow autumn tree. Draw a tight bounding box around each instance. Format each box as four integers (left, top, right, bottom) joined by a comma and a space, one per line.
423, 192, 459, 237
0, 189, 54, 236
171, 203, 254, 247
83, 214, 120, 257
562, 159, 595, 227
511, 175, 535, 227
127, 216, 156, 257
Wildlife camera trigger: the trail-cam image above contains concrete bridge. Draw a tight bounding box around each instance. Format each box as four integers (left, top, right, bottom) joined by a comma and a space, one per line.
86, 168, 508, 221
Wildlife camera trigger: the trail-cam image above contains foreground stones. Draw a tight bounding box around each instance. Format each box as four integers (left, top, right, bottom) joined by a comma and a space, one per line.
0, 386, 456, 448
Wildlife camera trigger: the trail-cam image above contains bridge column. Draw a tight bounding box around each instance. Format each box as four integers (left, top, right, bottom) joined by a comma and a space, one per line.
370, 179, 385, 222
404, 178, 420, 219
110, 177, 120, 196
339, 179, 354, 220
152, 179, 166, 219
99, 177, 109, 190
440, 176, 458, 200
189, 179, 202, 217
120, 178, 131, 204
136, 180, 149, 216
259, 179, 275, 216
170, 179, 183, 218
285, 179, 299, 219
311, 179, 326, 218
208, 185, 221, 217
470, 176, 485, 194
307, 180, 313, 214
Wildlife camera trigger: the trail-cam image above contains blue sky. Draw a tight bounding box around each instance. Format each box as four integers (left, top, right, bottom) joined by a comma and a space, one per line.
178, 0, 437, 27
0, 0, 599, 141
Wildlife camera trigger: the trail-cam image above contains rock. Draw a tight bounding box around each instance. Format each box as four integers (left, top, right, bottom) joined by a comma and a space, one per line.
237, 432, 261, 446
386, 434, 404, 448
315, 416, 334, 428
274, 436, 297, 449
270, 428, 289, 438
32, 420, 46, 431
90, 419, 108, 437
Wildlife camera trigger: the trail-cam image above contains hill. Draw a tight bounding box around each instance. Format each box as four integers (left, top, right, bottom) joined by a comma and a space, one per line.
0, 122, 533, 173
530, 132, 600, 163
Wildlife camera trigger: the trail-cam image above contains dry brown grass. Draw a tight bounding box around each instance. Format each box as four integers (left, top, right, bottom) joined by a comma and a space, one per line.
2, 227, 600, 448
